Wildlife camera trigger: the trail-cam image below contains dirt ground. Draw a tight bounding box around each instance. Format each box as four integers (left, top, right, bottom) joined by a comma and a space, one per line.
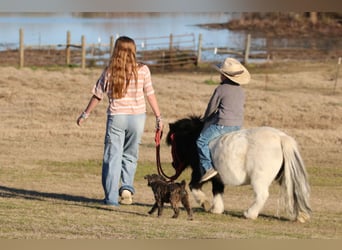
0, 61, 341, 167
0, 61, 341, 238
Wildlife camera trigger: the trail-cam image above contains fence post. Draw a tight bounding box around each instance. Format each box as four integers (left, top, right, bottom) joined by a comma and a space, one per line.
334, 57, 341, 94
244, 34, 251, 64
19, 28, 24, 68
197, 33, 202, 65
81, 35, 86, 69
169, 33, 173, 67
66, 31, 71, 65
110, 35, 115, 56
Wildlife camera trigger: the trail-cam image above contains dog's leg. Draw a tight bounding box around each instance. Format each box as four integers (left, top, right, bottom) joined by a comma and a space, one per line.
148, 203, 158, 215
157, 201, 164, 217
181, 195, 193, 220
171, 201, 180, 218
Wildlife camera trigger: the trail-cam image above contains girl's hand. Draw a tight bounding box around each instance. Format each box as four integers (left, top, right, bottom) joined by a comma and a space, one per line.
156, 116, 163, 131
77, 112, 89, 126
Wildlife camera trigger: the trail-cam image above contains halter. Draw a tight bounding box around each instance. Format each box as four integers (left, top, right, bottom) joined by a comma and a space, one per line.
155, 130, 185, 182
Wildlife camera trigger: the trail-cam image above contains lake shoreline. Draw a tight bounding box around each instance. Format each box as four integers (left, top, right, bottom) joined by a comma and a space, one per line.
198, 13, 342, 38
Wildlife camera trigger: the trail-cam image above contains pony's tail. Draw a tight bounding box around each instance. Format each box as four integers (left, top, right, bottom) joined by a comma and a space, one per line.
279, 135, 312, 223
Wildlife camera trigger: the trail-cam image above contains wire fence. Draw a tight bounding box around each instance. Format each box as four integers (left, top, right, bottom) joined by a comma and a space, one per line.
0, 29, 250, 69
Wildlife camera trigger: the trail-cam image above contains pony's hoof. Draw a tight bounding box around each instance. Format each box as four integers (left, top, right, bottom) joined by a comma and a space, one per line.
201, 201, 211, 212
243, 210, 258, 220
297, 212, 310, 223
211, 206, 224, 214
297, 217, 305, 223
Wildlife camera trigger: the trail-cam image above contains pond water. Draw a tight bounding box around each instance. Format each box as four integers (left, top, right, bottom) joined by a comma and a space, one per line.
1, 13, 340, 63
0, 12, 246, 60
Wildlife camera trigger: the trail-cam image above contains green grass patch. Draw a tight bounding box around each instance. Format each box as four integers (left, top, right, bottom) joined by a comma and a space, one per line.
35, 159, 102, 176
204, 79, 219, 85
308, 166, 342, 186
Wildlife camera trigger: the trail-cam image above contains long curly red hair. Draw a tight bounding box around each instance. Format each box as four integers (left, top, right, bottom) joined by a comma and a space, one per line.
107, 36, 138, 99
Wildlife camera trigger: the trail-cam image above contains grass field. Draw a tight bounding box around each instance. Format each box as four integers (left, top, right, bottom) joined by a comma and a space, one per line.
0, 61, 341, 239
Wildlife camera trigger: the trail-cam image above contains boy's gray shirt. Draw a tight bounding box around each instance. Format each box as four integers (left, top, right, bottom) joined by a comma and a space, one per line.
203, 80, 245, 127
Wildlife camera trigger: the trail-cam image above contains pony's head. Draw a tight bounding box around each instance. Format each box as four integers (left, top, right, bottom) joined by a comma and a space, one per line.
166, 116, 204, 176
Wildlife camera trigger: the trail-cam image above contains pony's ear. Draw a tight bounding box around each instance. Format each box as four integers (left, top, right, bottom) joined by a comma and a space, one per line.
169, 123, 174, 130
166, 124, 174, 145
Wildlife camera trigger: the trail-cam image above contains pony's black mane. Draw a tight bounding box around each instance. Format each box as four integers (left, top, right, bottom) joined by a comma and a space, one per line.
166, 116, 204, 146
165, 116, 204, 185
166, 115, 221, 188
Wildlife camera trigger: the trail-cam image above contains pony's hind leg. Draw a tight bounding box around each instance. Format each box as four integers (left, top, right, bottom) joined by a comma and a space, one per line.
244, 184, 269, 220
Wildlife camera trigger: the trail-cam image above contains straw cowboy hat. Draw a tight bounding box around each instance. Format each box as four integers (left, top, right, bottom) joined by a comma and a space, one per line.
213, 57, 251, 85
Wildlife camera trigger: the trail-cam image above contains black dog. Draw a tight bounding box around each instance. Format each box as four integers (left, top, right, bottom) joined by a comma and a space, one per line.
144, 174, 193, 220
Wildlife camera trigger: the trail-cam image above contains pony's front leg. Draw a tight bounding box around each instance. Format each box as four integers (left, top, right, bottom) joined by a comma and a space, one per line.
191, 188, 212, 211
210, 178, 225, 214
191, 188, 224, 213
190, 180, 225, 213
211, 193, 224, 214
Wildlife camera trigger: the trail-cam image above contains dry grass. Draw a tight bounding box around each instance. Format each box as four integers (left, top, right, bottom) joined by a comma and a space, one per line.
0, 60, 341, 239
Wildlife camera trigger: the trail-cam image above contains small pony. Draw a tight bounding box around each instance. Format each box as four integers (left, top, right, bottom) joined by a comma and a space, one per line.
166, 116, 311, 222
144, 174, 193, 220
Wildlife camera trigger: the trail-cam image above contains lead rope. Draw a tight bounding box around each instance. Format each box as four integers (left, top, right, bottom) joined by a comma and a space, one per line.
155, 130, 181, 182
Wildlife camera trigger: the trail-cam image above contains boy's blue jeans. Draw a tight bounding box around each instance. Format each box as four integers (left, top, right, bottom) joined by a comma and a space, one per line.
102, 113, 146, 206
196, 124, 240, 174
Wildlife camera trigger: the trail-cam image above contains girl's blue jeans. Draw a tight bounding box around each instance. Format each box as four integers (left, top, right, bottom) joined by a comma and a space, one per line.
102, 113, 146, 206
196, 124, 240, 174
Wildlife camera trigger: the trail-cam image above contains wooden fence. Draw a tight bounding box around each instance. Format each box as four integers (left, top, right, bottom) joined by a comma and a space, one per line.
2, 28, 340, 69
6, 29, 252, 69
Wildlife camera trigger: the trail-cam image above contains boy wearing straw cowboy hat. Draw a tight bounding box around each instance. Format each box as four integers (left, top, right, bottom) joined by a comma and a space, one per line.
197, 57, 251, 183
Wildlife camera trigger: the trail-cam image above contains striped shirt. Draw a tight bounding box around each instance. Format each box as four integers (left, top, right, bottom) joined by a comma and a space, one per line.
92, 64, 155, 115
